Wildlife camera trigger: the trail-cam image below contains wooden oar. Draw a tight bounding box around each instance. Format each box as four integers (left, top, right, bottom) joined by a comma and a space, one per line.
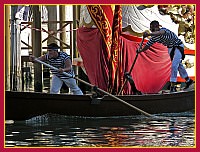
118, 37, 145, 95
34, 58, 153, 117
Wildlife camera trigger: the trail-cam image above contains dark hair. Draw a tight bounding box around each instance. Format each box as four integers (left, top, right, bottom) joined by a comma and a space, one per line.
150, 20, 159, 27
47, 43, 59, 51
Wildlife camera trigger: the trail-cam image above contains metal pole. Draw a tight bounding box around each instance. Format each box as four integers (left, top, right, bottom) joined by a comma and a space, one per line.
10, 6, 21, 91
10, 6, 16, 91
5, 5, 11, 90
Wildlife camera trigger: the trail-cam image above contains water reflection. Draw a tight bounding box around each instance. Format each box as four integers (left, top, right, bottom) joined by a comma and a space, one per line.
5, 111, 195, 147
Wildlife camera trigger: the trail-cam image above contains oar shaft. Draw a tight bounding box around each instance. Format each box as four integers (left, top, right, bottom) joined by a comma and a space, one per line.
128, 52, 139, 75
95, 87, 152, 117
118, 37, 145, 95
118, 79, 128, 95
130, 37, 144, 73
35, 58, 73, 78
34, 58, 153, 117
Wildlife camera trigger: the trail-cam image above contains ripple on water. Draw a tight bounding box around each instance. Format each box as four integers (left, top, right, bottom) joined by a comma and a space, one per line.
5, 111, 195, 147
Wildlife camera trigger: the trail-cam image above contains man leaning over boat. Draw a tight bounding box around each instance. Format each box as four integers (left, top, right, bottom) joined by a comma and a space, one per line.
29, 43, 83, 95
137, 20, 194, 92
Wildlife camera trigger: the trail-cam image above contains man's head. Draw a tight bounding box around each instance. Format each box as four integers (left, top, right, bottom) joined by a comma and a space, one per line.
47, 43, 59, 58
150, 20, 160, 32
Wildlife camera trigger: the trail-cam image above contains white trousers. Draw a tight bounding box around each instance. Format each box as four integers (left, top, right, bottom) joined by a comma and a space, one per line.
50, 75, 83, 95
168, 44, 188, 82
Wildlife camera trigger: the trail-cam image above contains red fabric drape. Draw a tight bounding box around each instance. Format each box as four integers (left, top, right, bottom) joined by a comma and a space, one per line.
108, 5, 122, 93
77, 28, 109, 91
120, 34, 171, 93
87, 5, 123, 94
81, 5, 195, 94
86, 5, 113, 57
77, 28, 172, 94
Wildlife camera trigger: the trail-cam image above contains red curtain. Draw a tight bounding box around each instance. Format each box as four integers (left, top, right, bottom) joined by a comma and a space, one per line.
86, 5, 113, 56
77, 28, 172, 94
86, 5, 123, 94
78, 5, 195, 94
77, 28, 109, 92
108, 5, 122, 93
120, 34, 171, 93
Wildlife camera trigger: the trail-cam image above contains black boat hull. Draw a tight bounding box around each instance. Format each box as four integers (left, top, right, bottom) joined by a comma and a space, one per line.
5, 90, 195, 120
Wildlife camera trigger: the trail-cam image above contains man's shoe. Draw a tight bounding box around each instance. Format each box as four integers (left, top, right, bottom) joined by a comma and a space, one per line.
170, 86, 177, 92
184, 79, 194, 89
